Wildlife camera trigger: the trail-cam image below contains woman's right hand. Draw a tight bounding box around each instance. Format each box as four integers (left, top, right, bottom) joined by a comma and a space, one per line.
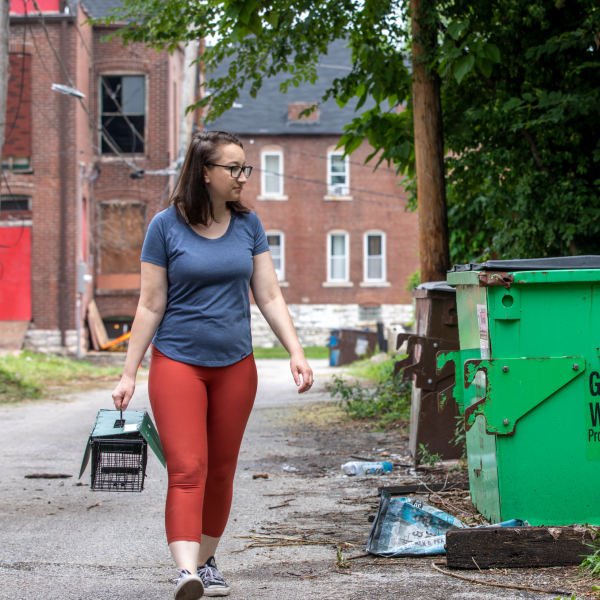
112, 375, 136, 411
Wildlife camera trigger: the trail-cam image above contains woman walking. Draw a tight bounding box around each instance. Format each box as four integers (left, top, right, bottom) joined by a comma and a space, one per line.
111, 131, 314, 600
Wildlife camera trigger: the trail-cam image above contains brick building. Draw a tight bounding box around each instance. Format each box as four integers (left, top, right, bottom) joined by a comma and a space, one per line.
0, 0, 190, 352
0, 3, 417, 353
210, 41, 419, 346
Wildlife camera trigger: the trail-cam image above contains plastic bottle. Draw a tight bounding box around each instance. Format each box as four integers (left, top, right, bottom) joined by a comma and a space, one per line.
341, 461, 393, 476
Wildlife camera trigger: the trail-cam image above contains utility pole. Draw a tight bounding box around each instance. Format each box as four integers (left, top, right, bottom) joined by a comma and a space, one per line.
410, 0, 450, 283
0, 0, 10, 160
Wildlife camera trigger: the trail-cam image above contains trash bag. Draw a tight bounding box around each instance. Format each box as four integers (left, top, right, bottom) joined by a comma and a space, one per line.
367, 493, 466, 556
367, 492, 529, 556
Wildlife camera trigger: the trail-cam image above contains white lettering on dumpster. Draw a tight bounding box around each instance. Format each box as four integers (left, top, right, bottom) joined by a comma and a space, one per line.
477, 304, 489, 359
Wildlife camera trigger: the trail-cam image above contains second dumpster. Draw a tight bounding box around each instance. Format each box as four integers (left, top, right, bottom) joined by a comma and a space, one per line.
438, 256, 600, 525
395, 281, 462, 462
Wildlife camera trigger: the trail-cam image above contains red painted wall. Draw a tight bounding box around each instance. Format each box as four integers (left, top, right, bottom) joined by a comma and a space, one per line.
10, 0, 60, 14
0, 227, 31, 320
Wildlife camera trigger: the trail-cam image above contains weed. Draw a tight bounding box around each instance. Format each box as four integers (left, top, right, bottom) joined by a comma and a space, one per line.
405, 269, 421, 292
418, 443, 443, 468
579, 525, 600, 579
452, 414, 467, 459
325, 358, 411, 426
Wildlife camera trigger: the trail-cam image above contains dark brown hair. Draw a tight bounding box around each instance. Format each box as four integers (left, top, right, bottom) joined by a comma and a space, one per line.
170, 130, 251, 226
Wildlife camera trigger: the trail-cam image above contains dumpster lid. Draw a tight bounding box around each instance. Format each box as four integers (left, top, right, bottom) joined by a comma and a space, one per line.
449, 255, 600, 272
416, 281, 455, 293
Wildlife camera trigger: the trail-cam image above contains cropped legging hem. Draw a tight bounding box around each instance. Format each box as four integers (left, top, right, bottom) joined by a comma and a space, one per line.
148, 346, 257, 544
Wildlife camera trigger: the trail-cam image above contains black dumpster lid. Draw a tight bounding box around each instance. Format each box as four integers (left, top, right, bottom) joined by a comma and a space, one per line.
416, 281, 455, 292
449, 256, 600, 272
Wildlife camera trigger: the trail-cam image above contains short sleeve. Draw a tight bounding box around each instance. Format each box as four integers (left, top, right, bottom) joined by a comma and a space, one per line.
251, 212, 270, 256
141, 212, 168, 267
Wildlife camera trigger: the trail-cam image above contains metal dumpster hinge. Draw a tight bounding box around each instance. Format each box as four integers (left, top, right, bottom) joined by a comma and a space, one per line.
463, 357, 586, 435
394, 334, 459, 392
477, 271, 514, 290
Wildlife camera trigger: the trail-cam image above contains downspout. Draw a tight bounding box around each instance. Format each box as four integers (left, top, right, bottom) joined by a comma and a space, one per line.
59, 18, 68, 348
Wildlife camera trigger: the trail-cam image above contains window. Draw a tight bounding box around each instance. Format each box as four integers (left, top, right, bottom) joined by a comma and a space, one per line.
267, 232, 285, 281
327, 232, 349, 282
327, 152, 350, 196
2, 157, 31, 172
261, 151, 284, 197
359, 305, 382, 322
364, 232, 386, 282
99, 203, 146, 274
0, 195, 30, 212
101, 75, 145, 154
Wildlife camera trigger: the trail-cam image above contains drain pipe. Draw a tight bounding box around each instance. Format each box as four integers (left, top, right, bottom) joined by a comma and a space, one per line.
58, 18, 68, 348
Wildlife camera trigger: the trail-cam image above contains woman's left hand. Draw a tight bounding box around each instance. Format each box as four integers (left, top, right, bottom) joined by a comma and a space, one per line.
290, 352, 314, 393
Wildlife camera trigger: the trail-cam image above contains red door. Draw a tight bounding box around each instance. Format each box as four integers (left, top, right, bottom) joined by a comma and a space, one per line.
0, 227, 31, 320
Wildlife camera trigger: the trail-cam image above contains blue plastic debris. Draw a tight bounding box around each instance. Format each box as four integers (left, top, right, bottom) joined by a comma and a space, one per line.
367, 492, 528, 556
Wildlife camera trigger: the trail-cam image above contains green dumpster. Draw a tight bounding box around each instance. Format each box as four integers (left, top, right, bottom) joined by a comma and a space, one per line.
437, 257, 600, 526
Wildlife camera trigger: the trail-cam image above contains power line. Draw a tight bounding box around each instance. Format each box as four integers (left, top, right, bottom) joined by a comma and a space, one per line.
29, 0, 143, 172
252, 166, 408, 203
252, 140, 400, 175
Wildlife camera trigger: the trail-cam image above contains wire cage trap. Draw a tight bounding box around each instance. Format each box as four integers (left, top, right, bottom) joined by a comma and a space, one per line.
79, 409, 166, 492
91, 437, 148, 492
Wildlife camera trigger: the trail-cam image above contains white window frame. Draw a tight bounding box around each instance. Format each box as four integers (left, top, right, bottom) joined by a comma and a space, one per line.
260, 151, 285, 199
327, 151, 350, 196
363, 231, 387, 283
266, 231, 285, 282
327, 231, 350, 283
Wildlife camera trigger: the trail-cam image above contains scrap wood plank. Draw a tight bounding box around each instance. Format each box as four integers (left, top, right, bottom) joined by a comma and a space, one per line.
446, 526, 595, 569
378, 482, 470, 495
87, 300, 109, 349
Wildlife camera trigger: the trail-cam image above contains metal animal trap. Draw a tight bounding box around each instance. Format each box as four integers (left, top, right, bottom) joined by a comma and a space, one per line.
79, 409, 166, 492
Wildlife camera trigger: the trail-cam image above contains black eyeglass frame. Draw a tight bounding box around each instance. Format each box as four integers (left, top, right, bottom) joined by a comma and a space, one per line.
206, 163, 253, 178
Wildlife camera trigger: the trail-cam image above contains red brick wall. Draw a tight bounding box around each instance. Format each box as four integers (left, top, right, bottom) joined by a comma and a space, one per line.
90, 27, 183, 319
239, 135, 419, 305
3, 53, 31, 157
5, 15, 183, 333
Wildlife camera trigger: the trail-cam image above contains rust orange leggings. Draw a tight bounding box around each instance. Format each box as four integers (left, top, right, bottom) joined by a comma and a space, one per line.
148, 346, 257, 544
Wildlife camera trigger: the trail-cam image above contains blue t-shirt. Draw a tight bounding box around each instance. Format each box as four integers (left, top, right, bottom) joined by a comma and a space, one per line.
140, 206, 269, 367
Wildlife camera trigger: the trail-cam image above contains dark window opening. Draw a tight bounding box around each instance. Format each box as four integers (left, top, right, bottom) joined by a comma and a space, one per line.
101, 75, 145, 154
0, 195, 30, 212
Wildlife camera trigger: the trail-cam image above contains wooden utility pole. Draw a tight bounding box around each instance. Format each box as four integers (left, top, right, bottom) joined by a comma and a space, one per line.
0, 0, 10, 160
410, 0, 450, 283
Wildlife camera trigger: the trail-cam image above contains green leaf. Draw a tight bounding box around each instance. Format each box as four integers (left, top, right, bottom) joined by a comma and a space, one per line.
481, 43, 501, 63
503, 97, 524, 111
446, 18, 470, 41
475, 56, 493, 78
454, 54, 475, 84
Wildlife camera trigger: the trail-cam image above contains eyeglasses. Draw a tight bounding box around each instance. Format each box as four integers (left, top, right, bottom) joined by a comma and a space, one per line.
206, 164, 253, 178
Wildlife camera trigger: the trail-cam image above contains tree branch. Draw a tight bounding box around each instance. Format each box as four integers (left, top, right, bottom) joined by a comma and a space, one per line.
522, 129, 556, 182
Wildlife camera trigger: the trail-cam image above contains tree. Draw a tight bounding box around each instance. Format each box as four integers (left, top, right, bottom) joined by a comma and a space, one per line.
101, 0, 600, 268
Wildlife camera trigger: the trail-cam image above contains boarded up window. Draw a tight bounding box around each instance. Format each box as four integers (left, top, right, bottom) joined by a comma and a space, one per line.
99, 203, 145, 274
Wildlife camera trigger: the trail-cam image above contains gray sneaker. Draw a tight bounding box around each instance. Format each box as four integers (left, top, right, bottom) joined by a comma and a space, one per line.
197, 557, 230, 597
173, 568, 204, 600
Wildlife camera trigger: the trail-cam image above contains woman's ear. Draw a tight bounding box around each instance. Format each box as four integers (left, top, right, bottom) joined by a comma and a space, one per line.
203, 165, 210, 184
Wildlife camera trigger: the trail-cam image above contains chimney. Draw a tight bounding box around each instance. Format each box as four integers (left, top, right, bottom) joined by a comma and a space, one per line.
287, 102, 319, 123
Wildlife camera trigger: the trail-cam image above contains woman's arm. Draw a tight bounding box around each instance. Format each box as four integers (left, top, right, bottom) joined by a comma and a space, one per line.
250, 251, 314, 393
111, 261, 168, 410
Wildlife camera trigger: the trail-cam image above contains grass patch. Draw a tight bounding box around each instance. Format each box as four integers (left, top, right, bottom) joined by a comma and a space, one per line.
0, 351, 122, 403
252, 346, 329, 359
345, 355, 405, 383
326, 355, 411, 427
